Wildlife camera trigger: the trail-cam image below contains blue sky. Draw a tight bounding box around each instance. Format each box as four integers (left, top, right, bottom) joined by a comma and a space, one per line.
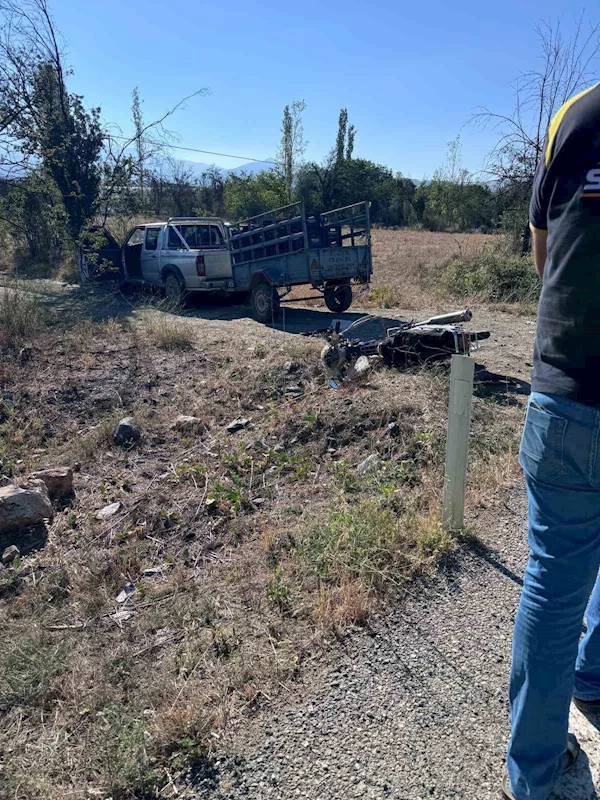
53, 0, 594, 178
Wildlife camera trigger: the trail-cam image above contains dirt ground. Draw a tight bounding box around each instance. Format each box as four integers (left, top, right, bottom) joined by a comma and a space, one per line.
0, 276, 535, 799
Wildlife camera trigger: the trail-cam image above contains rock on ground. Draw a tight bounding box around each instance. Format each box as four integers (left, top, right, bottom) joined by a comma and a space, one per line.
357, 453, 380, 476
96, 501, 123, 521
2, 544, 20, 564
205, 489, 600, 800
114, 416, 140, 445
30, 467, 73, 500
227, 418, 250, 433
0, 482, 53, 535
173, 415, 205, 434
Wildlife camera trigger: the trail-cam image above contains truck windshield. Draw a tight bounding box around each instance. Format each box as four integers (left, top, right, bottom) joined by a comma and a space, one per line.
169, 224, 223, 249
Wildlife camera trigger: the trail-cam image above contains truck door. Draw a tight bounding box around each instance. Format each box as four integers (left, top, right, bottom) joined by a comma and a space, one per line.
123, 227, 144, 281
141, 227, 161, 283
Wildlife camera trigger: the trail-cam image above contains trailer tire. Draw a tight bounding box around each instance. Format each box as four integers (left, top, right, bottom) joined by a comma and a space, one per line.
324, 283, 352, 313
164, 270, 186, 305
251, 283, 280, 323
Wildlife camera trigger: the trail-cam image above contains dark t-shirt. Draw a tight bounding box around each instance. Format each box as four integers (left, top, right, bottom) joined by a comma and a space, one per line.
530, 81, 600, 406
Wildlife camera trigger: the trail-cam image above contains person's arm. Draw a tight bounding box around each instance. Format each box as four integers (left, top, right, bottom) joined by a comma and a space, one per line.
529, 144, 551, 279
531, 227, 548, 278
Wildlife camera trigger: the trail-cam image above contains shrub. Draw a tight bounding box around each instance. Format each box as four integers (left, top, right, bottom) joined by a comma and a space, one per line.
370, 283, 401, 308
1, 634, 66, 711
93, 705, 158, 799
442, 251, 540, 303
146, 315, 194, 351
0, 288, 49, 350
298, 500, 412, 590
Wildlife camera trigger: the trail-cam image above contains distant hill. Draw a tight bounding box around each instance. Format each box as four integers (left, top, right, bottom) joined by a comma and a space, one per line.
180, 159, 275, 179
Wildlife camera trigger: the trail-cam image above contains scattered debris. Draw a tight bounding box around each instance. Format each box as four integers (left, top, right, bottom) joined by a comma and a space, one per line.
114, 416, 140, 445
2, 544, 20, 565
30, 467, 74, 501
284, 385, 303, 397
110, 609, 134, 624
116, 583, 136, 604
0, 481, 53, 534
282, 360, 300, 374
18, 346, 33, 366
95, 501, 123, 521
205, 497, 219, 513
226, 418, 250, 433
357, 454, 380, 476
387, 421, 401, 437
345, 355, 371, 381
173, 415, 205, 434
143, 564, 169, 577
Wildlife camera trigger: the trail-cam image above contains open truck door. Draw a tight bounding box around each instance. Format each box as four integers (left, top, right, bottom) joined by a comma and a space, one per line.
78, 226, 122, 284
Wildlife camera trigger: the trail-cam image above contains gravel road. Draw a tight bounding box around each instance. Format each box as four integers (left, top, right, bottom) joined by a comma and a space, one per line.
201, 488, 600, 800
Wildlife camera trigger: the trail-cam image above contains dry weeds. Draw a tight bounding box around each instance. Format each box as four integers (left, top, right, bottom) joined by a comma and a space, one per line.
364, 228, 502, 309
0, 287, 50, 351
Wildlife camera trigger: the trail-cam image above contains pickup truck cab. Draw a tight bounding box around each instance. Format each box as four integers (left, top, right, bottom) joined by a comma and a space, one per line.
121, 217, 233, 301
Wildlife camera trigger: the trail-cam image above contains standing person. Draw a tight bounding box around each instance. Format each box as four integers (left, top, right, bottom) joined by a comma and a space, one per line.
503, 81, 600, 800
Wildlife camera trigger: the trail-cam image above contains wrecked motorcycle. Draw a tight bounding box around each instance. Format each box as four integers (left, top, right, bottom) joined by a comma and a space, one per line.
321, 310, 490, 384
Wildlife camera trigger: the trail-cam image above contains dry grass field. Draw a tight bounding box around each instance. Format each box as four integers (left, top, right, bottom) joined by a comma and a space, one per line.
365, 228, 502, 309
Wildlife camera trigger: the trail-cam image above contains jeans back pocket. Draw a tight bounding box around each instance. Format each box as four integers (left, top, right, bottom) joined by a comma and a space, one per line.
519, 401, 568, 483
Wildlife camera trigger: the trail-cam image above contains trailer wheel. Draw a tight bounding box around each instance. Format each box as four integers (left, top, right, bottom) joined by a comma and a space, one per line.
251, 283, 280, 323
324, 283, 352, 313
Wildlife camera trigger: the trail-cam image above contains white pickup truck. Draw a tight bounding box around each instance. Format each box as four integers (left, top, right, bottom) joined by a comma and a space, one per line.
80, 203, 372, 323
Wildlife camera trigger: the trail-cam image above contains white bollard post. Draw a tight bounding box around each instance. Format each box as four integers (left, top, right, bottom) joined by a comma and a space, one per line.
442, 354, 475, 531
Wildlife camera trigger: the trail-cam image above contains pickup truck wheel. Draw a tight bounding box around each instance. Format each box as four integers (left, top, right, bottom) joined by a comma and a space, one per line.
251, 283, 280, 323
324, 283, 352, 313
164, 271, 186, 304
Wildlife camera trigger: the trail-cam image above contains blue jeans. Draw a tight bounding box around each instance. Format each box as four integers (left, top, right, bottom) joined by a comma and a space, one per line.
508, 392, 600, 799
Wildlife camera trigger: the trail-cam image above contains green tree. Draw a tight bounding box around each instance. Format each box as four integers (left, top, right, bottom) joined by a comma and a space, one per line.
335, 108, 348, 163
417, 136, 495, 231
346, 123, 356, 160
223, 170, 287, 220
29, 63, 104, 239
131, 87, 146, 206
0, 0, 103, 240
277, 100, 306, 203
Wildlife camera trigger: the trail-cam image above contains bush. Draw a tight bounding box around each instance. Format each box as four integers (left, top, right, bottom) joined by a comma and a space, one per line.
93, 705, 158, 799
299, 500, 412, 590
370, 283, 401, 308
0, 287, 50, 350
442, 251, 540, 303
145, 315, 194, 351
297, 499, 455, 593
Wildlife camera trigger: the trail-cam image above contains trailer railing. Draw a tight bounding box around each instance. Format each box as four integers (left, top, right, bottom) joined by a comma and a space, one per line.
228, 202, 309, 266
227, 201, 370, 266
320, 201, 370, 248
